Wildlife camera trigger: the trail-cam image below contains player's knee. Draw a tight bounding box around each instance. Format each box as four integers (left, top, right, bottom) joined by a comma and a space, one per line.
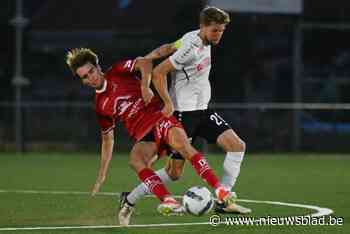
219, 133, 246, 152
170, 136, 188, 155
237, 139, 246, 152
228, 139, 245, 152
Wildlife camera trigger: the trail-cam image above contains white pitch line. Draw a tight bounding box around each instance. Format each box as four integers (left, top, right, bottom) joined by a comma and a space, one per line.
0, 189, 119, 196
237, 199, 333, 217
0, 189, 334, 231
0, 222, 213, 231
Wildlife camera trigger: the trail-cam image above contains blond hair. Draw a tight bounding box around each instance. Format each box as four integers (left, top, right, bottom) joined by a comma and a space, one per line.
66, 48, 99, 75
200, 6, 230, 26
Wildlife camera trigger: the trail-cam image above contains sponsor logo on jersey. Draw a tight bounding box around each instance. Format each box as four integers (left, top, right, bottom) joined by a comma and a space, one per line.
118, 100, 133, 116
128, 98, 143, 118
196, 57, 211, 72
112, 95, 132, 115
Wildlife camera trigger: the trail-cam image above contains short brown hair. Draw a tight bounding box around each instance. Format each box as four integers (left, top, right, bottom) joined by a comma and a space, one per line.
66, 48, 99, 75
200, 6, 230, 26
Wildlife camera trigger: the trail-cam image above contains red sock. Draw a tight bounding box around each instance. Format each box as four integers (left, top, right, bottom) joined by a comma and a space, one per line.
190, 153, 220, 189
138, 168, 170, 201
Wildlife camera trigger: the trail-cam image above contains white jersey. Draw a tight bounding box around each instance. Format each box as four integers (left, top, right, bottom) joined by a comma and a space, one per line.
169, 30, 211, 112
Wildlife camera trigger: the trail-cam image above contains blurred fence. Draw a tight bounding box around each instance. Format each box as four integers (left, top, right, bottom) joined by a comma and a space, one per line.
0, 102, 130, 152
3, 5, 350, 153
212, 103, 350, 153
1, 102, 350, 153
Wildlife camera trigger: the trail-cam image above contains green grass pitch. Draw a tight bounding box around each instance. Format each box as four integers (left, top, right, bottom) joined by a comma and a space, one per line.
0, 152, 349, 234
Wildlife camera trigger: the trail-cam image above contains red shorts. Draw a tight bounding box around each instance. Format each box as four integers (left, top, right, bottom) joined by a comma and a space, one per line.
153, 116, 183, 157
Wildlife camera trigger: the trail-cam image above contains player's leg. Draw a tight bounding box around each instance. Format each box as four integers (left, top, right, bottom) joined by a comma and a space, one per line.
217, 128, 246, 190
155, 155, 187, 216
167, 126, 219, 188
119, 141, 158, 226
166, 126, 235, 204
119, 157, 176, 226
151, 110, 196, 188
119, 142, 157, 226
122, 141, 183, 224
123, 111, 192, 207
120, 131, 184, 209
129, 111, 197, 197
160, 111, 194, 182
163, 110, 197, 181
120, 155, 185, 220
197, 110, 246, 190
196, 110, 251, 214
129, 141, 182, 203
216, 128, 251, 214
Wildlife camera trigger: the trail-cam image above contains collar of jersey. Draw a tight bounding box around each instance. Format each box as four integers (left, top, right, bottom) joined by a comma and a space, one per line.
96, 79, 107, 93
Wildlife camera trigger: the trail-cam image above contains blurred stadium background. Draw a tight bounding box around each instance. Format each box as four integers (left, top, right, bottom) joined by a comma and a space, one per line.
2, 0, 350, 153
1, 0, 350, 153
1, 0, 349, 233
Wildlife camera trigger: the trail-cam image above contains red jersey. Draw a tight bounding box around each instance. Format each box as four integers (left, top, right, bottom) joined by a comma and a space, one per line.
95, 59, 165, 141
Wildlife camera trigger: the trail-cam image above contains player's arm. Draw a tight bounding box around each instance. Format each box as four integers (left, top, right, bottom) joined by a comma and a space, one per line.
152, 58, 176, 117
91, 130, 115, 196
133, 57, 154, 105
152, 40, 194, 116
144, 39, 181, 60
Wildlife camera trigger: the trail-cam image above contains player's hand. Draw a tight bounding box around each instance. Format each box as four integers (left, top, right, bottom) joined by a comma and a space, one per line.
91, 175, 106, 196
162, 102, 174, 117
141, 87, 154, 105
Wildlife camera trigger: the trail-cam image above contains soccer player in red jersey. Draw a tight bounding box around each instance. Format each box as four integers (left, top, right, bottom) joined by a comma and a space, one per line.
66, 48, 235, 224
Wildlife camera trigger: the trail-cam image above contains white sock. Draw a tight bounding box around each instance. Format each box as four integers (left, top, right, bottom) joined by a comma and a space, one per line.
220, 152, 244, 191
126, 168, 172, 205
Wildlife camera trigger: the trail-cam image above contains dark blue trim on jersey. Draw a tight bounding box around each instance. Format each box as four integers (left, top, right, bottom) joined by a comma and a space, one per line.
182, 68, 190, 82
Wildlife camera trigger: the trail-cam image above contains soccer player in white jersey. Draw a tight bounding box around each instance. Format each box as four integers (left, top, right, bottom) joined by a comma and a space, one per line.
118, 6, 251, 225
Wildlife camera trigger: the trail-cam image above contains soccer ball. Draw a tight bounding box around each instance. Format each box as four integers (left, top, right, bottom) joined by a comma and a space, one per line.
182, 186, 214, 216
